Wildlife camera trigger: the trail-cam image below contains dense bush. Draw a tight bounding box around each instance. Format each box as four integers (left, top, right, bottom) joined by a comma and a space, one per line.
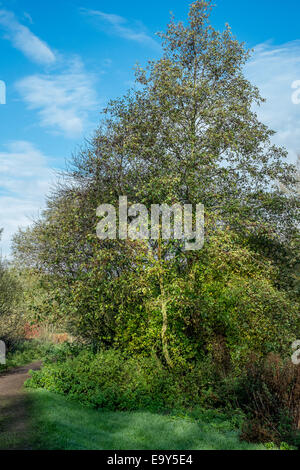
26, 348, 223, 411
237, 354, 300, 448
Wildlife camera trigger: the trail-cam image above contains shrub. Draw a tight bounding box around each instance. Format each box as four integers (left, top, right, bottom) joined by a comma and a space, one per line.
238, 354, 300, 448
26, 349, 216, 412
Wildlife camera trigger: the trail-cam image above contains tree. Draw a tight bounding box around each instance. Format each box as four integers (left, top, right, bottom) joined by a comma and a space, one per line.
0, 231, 23, 349
90, 0, 298, 234
13, 1, 300, 366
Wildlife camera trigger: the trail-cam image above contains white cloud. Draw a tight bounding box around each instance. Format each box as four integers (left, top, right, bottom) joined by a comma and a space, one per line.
0, 8, 99, 137
16, 58, 98, 137
246, 40, 300, 163
81, 8, 159, 49
0, 9, 56, 65
0, 141, 55, 257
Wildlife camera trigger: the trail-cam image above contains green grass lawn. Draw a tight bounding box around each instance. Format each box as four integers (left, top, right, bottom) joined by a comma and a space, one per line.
27, 389, 268, 450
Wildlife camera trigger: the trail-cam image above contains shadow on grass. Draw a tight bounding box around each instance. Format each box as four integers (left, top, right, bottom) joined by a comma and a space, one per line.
0, 394, 34, 450
28, 389, 266, 450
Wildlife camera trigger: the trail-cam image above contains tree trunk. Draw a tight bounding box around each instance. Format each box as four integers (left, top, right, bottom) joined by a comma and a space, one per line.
158, 236, 173, 368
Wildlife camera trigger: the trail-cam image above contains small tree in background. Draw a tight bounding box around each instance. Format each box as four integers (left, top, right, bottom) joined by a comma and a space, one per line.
0, 230, 23, 350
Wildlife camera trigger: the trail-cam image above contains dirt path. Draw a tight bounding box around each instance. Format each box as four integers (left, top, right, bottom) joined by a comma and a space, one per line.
0, 361, 41, 450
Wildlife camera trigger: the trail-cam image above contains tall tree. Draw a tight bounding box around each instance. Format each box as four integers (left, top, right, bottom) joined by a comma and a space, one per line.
13, 1, 300, 364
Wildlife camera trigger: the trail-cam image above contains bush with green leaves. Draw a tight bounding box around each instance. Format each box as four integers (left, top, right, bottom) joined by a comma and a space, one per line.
26, 348, 222, 411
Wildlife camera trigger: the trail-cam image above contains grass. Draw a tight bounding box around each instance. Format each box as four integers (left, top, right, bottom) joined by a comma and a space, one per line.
27, 389, 269, 450
0, 396, 32, 450
0, 343, 281, 450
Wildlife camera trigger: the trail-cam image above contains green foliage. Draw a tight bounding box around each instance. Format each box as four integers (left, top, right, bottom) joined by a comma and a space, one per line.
26, 349, 203, 411
25, 346, 300, 449
112, 227, 298, 369
14, 226, 299, 371
0, 233, 24, 351
0, 340, 66, 373
0, 262, 20, 318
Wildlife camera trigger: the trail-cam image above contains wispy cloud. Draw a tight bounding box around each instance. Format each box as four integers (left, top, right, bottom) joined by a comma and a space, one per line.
0, 8, 99, 137
0, 141, 55, 257
16, 58, 98, 137
246, 40, 300, 163
0, 8, 56, 65
81, 8, 159, 49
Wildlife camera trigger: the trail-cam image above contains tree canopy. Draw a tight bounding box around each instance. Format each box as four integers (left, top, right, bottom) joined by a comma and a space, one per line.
12, 1, 299, 368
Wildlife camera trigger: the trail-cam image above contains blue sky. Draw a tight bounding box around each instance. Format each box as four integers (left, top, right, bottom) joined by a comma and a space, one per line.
1, 0, 300, 256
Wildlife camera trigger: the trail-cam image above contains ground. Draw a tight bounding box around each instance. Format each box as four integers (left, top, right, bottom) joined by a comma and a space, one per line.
0, 361, 41, 449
